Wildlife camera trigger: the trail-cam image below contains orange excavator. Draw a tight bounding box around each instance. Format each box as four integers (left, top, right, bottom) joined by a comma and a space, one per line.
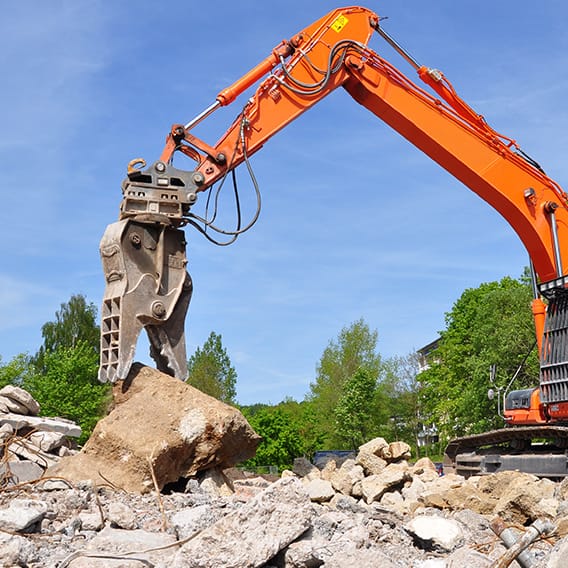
99, 6, 568, 476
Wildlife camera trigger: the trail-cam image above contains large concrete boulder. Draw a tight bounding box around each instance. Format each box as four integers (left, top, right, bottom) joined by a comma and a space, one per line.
48, 364, 260, 492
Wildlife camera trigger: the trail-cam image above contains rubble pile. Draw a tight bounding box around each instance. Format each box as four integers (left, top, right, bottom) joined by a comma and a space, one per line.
289, 437, 567, 528
0, 386, 80, 488
1, 435, 568, 567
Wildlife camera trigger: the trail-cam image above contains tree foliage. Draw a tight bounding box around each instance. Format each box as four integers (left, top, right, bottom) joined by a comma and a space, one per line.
334, 368, 377, 448
420, 275, 538, 443
0, 354, 32, 389
241, 399, 324, 471
26, 293, 109, 444
187, 332, 237, 404
376, 353, 422, 450
34, 294, 99, 372
308, 318, 382, 446
24, 341, 110, 444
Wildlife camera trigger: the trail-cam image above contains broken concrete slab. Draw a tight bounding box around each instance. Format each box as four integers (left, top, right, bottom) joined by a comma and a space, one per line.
0, 460, 44, 485
388, 441, 412, 461
0, 499, 48, 532
29, 430, 68, 452
66, 526, 178, 567
0, 413, 82, 437
0, 385, 40, 415
172, 477, 314, 568
8, 438, 59, 468
48, 364, 260, 493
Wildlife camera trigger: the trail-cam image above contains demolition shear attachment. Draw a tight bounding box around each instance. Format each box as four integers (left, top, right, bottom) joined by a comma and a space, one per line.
98, 218, 192, 383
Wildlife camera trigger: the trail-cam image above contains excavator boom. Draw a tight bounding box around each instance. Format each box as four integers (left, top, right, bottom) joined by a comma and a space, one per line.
100, 5, 568, 455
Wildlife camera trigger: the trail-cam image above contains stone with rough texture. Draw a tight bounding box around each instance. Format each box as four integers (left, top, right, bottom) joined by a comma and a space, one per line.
279, 538, 326, 567
405, 515, 464, 552
0, 532, 36, 567
537, 537, 568, 568
0, 395, 30, 415
0, 413, 81, 437
199, 467, 234, 498
358, 437, 389, 456
388, 441, 412, 461
172, 477, 314, 568
47, 364, 260, 492
361, 462, 410, 504
78, 511, 104, 531
306, 478, 336, 502
380, 490, 404, 511
324, 546, 398, 568
446, 546, 493, 567
355, 450, 387, 476
29, 430, 67, 452
402, 476, 426, 504
106, 501, 138, 530
233, 476, 272, 501
0, 460, 44, 485
319, 459, 337, 481
170, 504, 221, 540
0, 499, 48, 532
412, 457, 437, 474
0, 385, 40, 415
330, 460, 364, 496
432, 482, 489, 515
493, 472, 557, 524
293, 457, 320, 480
66, 526, 178, 567
8, 438, 59, 468
556, 477, 568, 501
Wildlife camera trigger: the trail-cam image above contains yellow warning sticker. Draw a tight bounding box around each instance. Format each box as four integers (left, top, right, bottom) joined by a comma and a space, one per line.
331, 14, 348, 33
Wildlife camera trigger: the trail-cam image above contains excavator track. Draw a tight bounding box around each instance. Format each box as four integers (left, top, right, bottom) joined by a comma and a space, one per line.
444, 426, 568, 479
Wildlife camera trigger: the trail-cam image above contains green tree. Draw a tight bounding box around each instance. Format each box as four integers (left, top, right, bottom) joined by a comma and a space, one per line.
24, 342, 110, 444
187, 332, 237, 404
25, 293, 110, 444
308, 318, 382, 446
420, 275, 538, 444
334, 368, 377, 448
0, 354, 33, 389
241, 399, 322, 471
34, 294, 100, 372
378, 353, 422, 453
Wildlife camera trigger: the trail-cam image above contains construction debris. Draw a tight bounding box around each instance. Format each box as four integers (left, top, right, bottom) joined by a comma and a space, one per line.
0, 385, 80, 487
1, 435, 567, 567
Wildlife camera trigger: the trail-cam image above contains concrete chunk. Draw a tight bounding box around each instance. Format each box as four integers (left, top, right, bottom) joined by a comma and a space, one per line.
0, 386, 40, 415
0, 499, 48, 532
173, 477, 314, 568
48, 365, 260, 493
405, 515, 464, 552
0, 413, 81, 437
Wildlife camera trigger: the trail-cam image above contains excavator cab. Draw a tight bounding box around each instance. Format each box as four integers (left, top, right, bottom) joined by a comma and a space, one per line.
503, 388, 546, 426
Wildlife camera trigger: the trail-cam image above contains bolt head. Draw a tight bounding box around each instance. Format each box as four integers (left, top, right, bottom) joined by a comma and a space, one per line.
151, 301, 166, 318
192, 172, 205, 185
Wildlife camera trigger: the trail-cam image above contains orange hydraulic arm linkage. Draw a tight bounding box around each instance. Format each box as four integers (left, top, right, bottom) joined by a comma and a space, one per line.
104, 6, 568, 400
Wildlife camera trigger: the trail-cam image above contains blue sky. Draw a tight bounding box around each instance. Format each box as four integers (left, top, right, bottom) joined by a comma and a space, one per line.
2, 1, 568, 404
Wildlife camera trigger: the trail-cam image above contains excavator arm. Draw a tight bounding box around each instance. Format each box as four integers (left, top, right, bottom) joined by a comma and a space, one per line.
101, 6, 568, 404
